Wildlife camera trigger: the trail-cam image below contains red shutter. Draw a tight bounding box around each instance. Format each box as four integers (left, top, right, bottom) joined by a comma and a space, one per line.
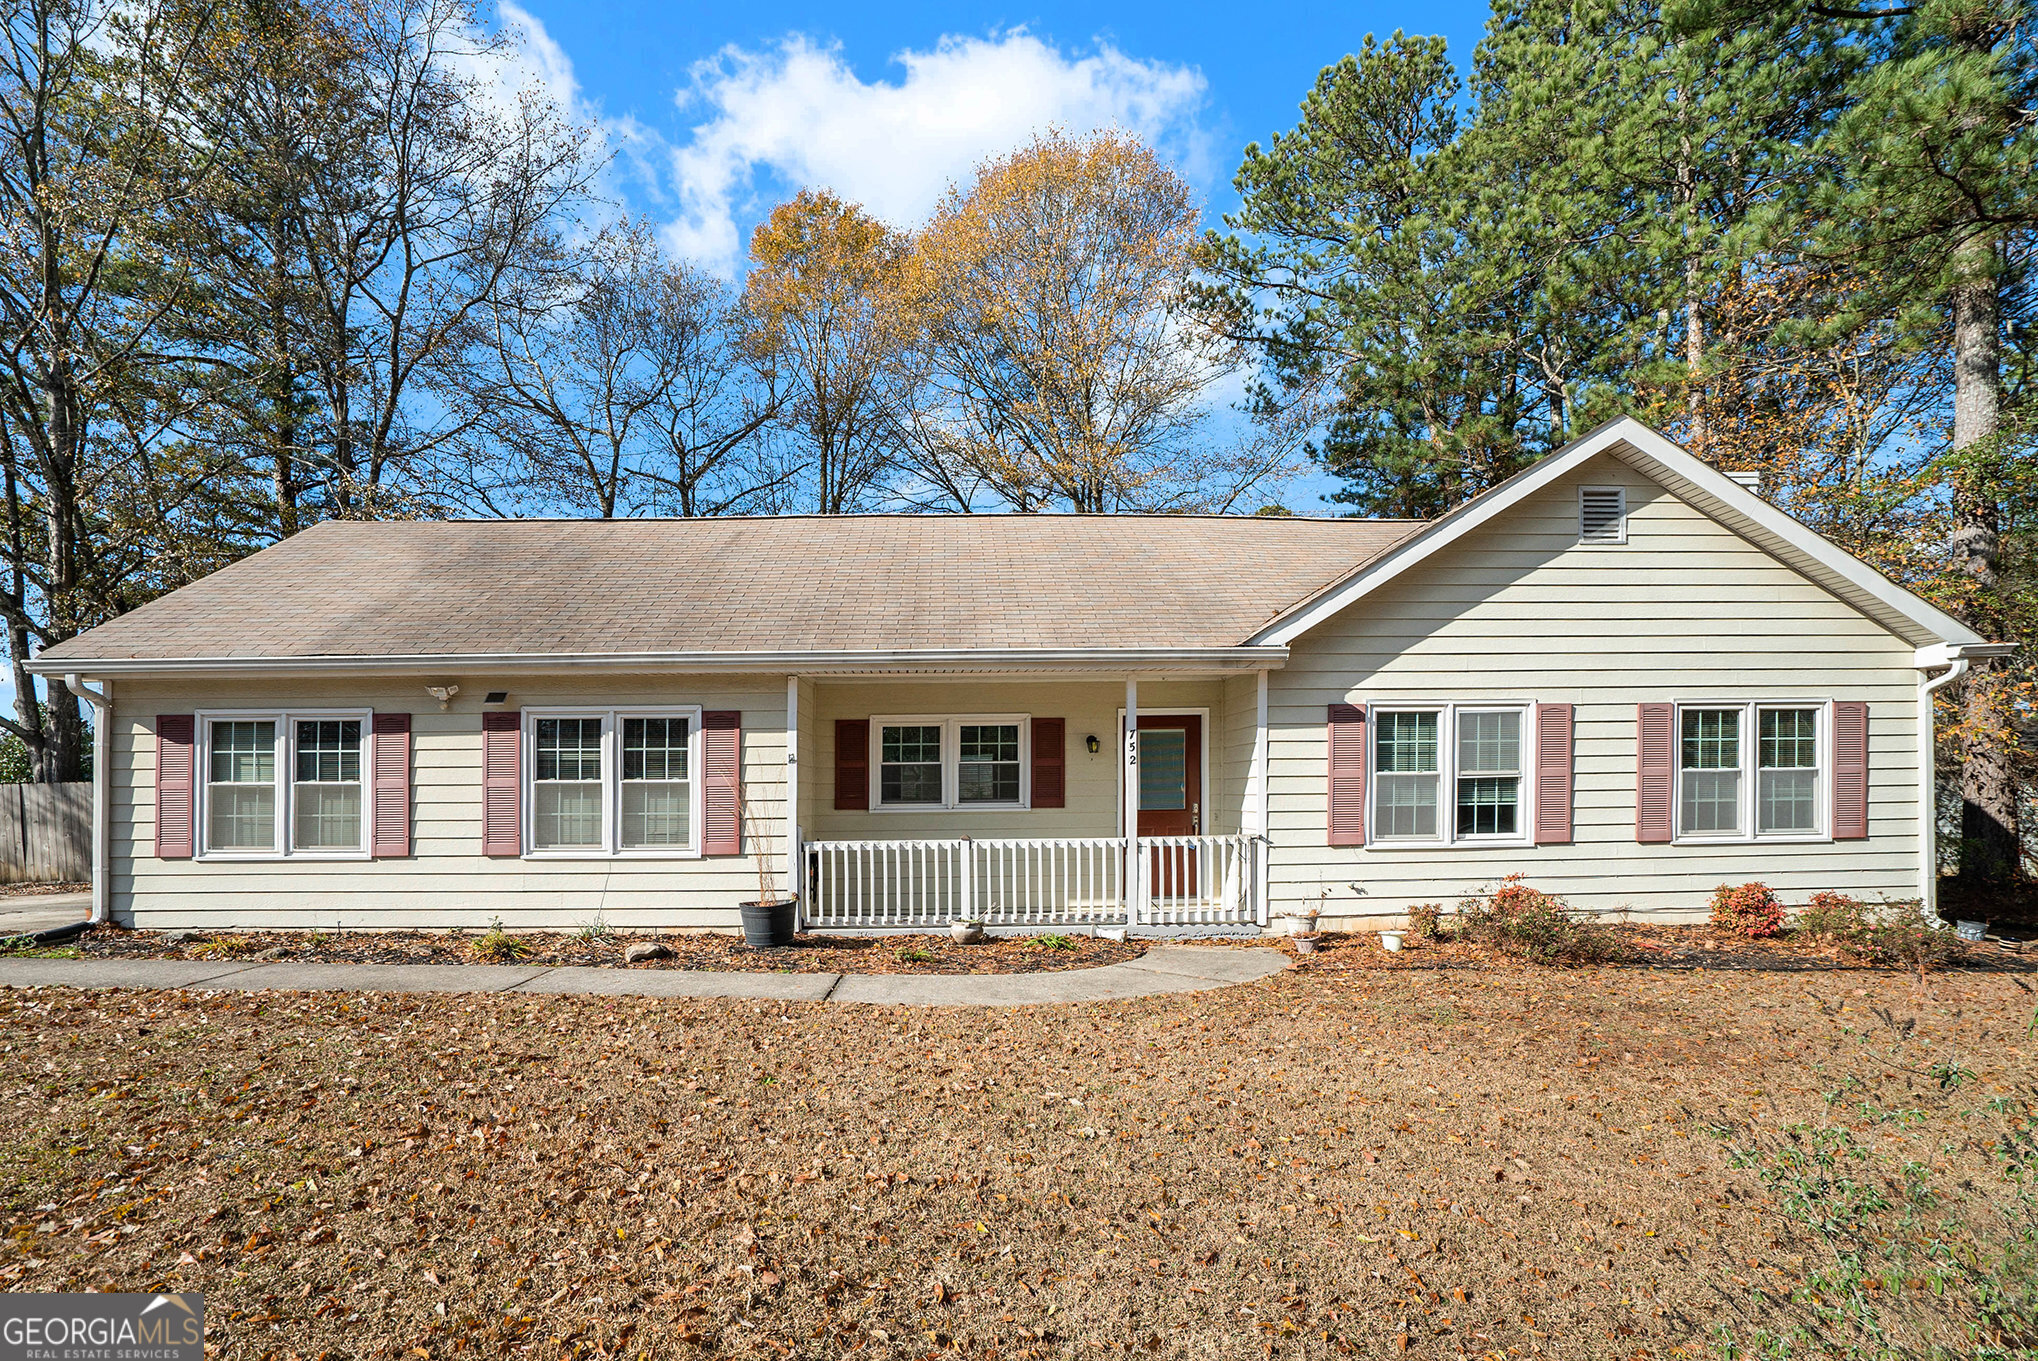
1636, 702, 1675, 843
1328, 703, 1367, 846
155, 714, 195, 858
703, 710, 741, 855
835, 719, 869, 811
481, 711, 521, 857
1031, 718, 1066, 808
371, 712, 412, 857
1534, 702, 1574, 845
1832, 701, 1869, 840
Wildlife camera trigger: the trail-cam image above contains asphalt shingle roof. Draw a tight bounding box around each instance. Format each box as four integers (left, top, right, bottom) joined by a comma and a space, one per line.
37, 514, 1423, 664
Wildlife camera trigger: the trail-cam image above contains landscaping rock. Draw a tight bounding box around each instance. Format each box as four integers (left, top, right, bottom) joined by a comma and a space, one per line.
255, 946, 290, 961
161, 929, 197, 944
624, 941, 673, 964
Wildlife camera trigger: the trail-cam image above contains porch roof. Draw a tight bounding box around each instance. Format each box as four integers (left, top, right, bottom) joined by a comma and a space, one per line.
33, 514, 1421, 674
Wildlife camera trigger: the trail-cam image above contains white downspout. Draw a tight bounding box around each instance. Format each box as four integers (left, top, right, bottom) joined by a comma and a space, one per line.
63, 673, 112, 927
1917, 656, 1969, 922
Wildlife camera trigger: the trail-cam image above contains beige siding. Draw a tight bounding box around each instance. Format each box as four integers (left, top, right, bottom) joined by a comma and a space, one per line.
1268, 453, 1923, 924
805, 680, 1236, 841
113, 675, 788, 930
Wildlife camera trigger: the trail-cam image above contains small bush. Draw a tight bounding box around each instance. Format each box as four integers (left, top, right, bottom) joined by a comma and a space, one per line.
473, 918, 531, 963
1407, 902, 1445, 940
1794, 895, 1968, 975
1457, 874, 1622, 967
1793, 889, 1871, 943
895, 946, 935, 964
1034, 934, 1078, 952
1854, 913, 1969, 976
1709, 881, 1785, 938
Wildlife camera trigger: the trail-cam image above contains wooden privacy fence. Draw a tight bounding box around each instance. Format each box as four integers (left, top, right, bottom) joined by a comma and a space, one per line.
0, 781, 90, 884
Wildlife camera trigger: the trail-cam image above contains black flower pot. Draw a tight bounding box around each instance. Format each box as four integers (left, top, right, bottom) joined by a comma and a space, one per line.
738, 898, 797, 948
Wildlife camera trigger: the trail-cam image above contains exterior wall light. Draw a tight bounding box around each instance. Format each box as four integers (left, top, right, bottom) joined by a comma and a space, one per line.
1084, 734, 1101, 755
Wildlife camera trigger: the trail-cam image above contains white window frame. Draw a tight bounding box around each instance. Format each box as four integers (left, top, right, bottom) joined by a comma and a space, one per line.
868, 714, 1031, 812
194, 709, 373, 862
1672, 700, 1831, 845
1364, 701, 1536, 849
521, 706, 705, 859
1578, 485, 1628, 545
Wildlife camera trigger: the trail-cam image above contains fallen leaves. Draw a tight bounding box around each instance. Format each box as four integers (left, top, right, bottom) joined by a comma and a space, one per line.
0, 965, 2027, 1358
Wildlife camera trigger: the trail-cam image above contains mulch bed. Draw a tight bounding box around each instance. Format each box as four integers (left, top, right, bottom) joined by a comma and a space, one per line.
70, 926, 1146, 975
1266, 920, 2032, 972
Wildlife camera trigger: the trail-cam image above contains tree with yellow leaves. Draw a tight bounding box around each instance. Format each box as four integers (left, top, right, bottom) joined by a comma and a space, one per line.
740, 190, 907, 514
898, 129, 1289, 513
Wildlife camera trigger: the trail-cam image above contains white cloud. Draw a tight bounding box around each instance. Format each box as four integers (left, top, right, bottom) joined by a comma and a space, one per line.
662, 31, 1210, 273
495, 2, 581, 113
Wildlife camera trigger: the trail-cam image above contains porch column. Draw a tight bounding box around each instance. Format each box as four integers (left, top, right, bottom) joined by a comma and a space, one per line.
784, 675, 801, 925
1124, 677, 1139, 926
1250, 668, 1271, 927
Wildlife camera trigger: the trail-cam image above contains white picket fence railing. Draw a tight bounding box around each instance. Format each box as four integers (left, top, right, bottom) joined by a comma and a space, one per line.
800, 834, 1263, 930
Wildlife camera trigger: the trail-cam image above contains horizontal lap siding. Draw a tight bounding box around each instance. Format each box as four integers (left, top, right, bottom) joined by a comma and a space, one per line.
1270, 454, 1921, 923
113, 676, 788, 930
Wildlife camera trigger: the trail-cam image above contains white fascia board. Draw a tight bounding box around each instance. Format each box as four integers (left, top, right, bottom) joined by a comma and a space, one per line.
25, 646, 1291, 681
1251, 415, 1989, 651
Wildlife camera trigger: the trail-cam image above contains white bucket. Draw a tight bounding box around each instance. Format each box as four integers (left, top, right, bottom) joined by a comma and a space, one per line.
1955, 920, 1987, 942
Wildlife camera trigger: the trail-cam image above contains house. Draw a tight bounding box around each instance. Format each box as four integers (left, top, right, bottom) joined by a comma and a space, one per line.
27, 418, 2005, 935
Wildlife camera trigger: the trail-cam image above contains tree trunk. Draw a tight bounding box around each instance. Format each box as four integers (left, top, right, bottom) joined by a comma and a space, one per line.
1948, 230, 2015, 883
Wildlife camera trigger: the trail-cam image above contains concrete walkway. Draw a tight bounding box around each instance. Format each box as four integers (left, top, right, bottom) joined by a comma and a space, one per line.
0, 891, 91, 938
0, 944, 1289, 1007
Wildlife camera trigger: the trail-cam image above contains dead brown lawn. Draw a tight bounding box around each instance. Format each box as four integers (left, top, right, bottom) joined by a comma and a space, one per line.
0, 961, 2031, 1360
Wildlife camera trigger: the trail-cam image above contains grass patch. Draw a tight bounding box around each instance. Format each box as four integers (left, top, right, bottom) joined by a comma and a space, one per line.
471, 918, 531, 963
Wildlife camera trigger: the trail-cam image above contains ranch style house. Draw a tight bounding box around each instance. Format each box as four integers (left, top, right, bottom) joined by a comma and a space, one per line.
26, 418, 2008, 935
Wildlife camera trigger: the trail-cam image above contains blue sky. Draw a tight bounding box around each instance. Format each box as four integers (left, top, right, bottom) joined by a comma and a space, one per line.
503, 0, 1496, 271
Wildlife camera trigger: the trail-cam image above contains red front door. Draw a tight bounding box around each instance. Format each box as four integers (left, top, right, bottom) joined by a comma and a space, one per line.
1136, 716, 1201, 898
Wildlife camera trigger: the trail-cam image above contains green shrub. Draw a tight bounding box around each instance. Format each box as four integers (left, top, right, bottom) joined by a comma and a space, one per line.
895, 946, 935, 964
1709, 881, 1785, 938
1406, 902, 1444, 940
473, 918, 531, 963
1034, 933, 1078, 952
1457, 874, 1622, 967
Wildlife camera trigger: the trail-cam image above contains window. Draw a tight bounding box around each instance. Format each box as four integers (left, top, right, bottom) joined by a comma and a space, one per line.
523, 709, 702, 856
958, 723, 1022, 804
1370, 704, 1530, 845
621, 717, 691, 849
533, 717, 604, 850
292, 719, 363, 850
1676, 702, 1826, 840
870, 716, 1030, 810
1679, 708, 1742, 835
1579, 487, 1626, 544
879, 724, 944, 806
1373, 711, 1439, 839
1758, 707, 1820, 834
208, 720, 277, 851
1456, 710, 1522, 837
198, 712, 367, 857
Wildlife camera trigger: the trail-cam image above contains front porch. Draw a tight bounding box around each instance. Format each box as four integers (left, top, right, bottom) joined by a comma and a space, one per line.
784, 672, 1273, 932
800, 832, 1267, 930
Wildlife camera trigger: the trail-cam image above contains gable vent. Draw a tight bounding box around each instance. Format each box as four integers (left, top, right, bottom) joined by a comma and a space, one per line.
1579, 487, 1626, 545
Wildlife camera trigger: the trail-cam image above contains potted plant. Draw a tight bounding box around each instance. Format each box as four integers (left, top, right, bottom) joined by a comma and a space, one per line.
949, 919, 986, 944
1293, 932, 1321, 955
735, 784, 797, 948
